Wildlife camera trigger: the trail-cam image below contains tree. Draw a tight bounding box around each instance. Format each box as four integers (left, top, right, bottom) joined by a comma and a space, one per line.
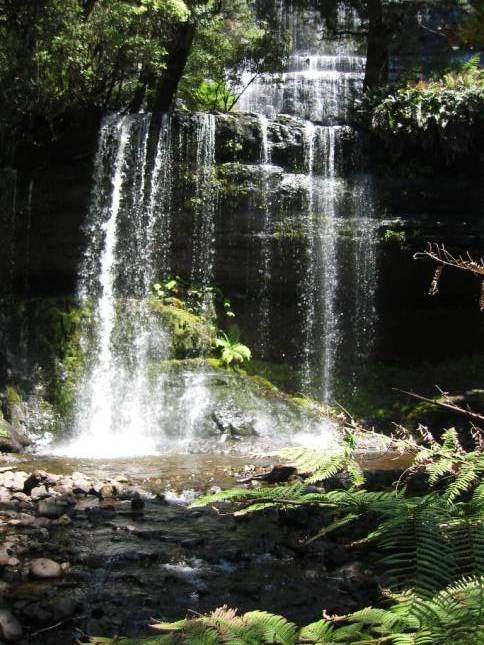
0, 0, 198, 161
178, 0, 289, 112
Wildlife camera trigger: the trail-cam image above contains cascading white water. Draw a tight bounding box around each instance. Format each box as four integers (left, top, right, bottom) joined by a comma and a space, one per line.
240, 1, 377, 402
240, 54, 365, 124
191, 113, 218, 291
145, 114, 174, 284
49, 0, 377, 456
305, 127, 342, 402
255, 114, 274, 357
55, 115, 176, 457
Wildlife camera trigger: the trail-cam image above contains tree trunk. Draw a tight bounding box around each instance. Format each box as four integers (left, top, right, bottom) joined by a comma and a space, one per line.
364, 0, 389, 89
149, 20, 196, 114
83, 0, 99, 20
129, 65, 154, 114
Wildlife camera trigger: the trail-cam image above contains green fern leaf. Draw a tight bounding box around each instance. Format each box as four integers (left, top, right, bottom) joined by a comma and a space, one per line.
243, 611, 297, 644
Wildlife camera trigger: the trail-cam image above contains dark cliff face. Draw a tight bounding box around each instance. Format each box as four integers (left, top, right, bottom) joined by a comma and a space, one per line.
1, 0, 482, 385
1, 108, 482, 379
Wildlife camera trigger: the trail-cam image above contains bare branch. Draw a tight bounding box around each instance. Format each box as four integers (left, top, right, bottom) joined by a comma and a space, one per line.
393, 387, 484, 423
414, 243, 484, 310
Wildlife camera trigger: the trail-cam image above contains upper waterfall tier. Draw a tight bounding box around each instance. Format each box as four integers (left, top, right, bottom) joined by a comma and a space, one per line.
239, 0, 366, 124
239, 53, 365, 124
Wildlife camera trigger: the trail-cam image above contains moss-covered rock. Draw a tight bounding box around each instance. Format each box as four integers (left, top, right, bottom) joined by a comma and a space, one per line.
148, 298, 216, 358
146, 358, 341, 451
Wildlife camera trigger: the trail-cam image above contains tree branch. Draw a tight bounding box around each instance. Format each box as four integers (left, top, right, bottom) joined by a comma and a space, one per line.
393, 388, 484, 423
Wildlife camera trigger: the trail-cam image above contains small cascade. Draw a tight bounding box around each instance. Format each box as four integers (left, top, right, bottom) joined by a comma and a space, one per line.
146, 114, 174, 281
239, 0, 376, 402
349, 175, 378, 375
61, 115, 176, 457
72, 117, 169, 456
240, 54, 365, 124
255, 114, 273, 358
190, 113, 218, 293
303, 127, 342, 402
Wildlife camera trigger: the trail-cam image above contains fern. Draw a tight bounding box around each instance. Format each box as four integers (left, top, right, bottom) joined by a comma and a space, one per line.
243, 611, 297, 644
280, 432, 363, 488
298, 619, 336, 642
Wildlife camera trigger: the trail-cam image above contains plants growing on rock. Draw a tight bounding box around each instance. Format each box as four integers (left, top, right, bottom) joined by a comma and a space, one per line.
356, 58, 484, 158
151, 278, 251, 366
214, 332, 251, 368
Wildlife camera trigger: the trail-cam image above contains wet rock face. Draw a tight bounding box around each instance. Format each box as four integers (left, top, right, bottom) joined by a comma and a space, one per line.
0, 413, 32, 455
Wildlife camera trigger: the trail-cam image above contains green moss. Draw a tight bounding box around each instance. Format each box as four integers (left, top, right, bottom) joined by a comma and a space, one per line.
49, 303, 92, 422
6, 385, 21, 406
216, 162, 251, 205
149, 298, 216, 358
244, 360, 300, 394
272, 218, 306, 242
14, 298, 94, 424
207, 357, 225, 370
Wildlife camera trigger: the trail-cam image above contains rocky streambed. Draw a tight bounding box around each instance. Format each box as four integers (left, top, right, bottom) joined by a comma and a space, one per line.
0, 454, 406, 643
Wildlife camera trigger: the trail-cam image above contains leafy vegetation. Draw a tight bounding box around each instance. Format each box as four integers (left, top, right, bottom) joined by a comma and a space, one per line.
179, 0, 288, 111
357, 57, 484, 157
214, 332, 251, 368
0, 0, 287, 162
152, 278, 251, 367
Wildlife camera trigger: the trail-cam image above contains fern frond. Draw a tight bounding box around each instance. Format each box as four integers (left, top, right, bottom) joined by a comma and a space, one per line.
242, 611, 297, 644
444, 455, 483, 503
233, 503, 276, 516
298, 619, 335, 642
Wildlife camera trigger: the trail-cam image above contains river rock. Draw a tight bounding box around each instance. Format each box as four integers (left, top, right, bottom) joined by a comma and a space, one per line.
0, 486, 12, 502
0, 555, 19, 567
53, 483, 73, 496
11, 492, 29, 503
0, 413, 24, 454
52, 514, 72, 526
2, 472, 27, 492
210, 410, 258, 439
8, 513, 35, 527
0, 436, 22, 453
23, 470, 47, 494
30, 558, 63, 579
118, 485, 151, 501
98, 484, 117, 499
30, 484, 50, 500
32, 516, 51, 528
38, 498, 68, 518
0, 609, 22, 641
72, 479, 91, 494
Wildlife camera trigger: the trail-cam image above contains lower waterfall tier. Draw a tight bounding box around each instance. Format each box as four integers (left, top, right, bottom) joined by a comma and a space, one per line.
0, 110, 482, 452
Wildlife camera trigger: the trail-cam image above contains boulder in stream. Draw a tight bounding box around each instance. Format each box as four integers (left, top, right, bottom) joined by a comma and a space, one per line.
0, 609, 22, 641
30, 558, 64, 579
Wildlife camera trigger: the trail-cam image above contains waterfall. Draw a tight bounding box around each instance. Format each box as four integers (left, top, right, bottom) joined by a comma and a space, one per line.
190, 113, 218, 292
240, 54, 365, 124
301, 127, 342, 401
240, 1, 377, 402
66, 117, 167, 456
145, 114, 174, 284
53, 111, 225, 457
58, 115, 175, 457
255, 114, 273, 358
